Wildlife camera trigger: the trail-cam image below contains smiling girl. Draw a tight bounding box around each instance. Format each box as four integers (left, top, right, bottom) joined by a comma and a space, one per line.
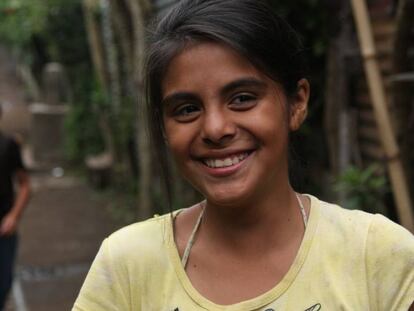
73, 0, 414, 310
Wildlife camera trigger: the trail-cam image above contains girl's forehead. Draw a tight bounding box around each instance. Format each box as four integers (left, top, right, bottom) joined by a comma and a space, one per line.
161, 42, 268, 94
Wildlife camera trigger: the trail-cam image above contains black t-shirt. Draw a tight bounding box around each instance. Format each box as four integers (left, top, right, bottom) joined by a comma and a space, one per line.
0, 132, 24, 220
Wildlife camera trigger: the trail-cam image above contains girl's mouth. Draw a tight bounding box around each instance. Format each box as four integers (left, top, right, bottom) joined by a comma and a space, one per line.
202, 151, 252, 169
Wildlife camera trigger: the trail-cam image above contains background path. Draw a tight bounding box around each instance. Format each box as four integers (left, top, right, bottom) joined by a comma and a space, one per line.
8, 172, 122, 311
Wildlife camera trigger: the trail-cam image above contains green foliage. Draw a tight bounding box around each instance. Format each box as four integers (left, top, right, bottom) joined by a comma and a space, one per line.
334, 165, 389, 213
0, 1, 85, 60
41, 2, 90, 65
0, 1, 48, 48
64, 97, 106, 162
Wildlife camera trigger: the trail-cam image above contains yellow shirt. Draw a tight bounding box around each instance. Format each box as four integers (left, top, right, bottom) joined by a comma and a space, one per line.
73, 196, 414, 310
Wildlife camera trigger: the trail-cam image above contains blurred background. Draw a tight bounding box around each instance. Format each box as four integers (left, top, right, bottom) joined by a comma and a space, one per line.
0, 0, 413, 310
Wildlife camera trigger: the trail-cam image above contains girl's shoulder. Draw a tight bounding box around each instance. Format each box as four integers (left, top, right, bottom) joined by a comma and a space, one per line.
312, 195, 414, 256
103, 212, 177, 262
110, 212, 172, 237
315, 196, 412, 236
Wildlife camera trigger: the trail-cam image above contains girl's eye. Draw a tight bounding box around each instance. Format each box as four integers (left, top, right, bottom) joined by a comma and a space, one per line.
230, 94, 257, 110
173, 104, 201, 122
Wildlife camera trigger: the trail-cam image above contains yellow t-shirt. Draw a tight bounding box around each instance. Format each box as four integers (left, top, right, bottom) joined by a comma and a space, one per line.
73, 196, 414, 310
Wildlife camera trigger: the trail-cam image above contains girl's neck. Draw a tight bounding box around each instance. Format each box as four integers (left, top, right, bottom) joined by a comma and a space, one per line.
201, 184, 305, 254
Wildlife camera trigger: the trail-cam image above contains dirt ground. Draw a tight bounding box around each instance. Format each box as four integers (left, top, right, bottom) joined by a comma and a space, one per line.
2, 172, 124, 311
8, 172, 124, 311
0, 44, 127, 311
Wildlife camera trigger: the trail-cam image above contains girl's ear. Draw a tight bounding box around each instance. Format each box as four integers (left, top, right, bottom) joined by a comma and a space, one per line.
289, 79, 310, 131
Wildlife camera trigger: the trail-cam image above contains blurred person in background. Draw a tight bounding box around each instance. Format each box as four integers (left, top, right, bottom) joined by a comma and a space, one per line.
0, 103, 30, 310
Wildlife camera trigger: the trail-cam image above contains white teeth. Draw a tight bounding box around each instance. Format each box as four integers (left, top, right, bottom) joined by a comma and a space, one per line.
204, 152, 249, 168
215, 159, 224, 167
223, 158, 232, 166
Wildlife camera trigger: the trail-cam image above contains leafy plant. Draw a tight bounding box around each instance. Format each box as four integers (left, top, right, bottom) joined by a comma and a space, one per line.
0, 1, 48, 48
334, 164, 389, 213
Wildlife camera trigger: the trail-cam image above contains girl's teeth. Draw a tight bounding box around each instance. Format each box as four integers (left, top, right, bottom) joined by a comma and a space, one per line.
215, 159, 224, 167
204, 153, 249, 168
224, 158, 232, 166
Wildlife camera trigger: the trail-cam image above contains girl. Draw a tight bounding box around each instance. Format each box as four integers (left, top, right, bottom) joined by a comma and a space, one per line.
73, 0, 414, 310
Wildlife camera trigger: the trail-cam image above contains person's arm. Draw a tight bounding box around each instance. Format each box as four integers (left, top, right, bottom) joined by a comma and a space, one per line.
410, 302, 414, 311
0, 169, 30, 236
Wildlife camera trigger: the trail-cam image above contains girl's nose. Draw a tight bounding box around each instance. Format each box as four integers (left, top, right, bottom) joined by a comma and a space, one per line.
201, 108, 236, 146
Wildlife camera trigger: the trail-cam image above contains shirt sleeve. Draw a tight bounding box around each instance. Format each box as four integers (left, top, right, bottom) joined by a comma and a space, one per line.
366, 214, 414, 311
8, 138, 24, 172
72, 239, 130, 311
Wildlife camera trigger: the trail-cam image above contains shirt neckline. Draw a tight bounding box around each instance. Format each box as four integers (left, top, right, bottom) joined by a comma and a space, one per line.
165, 195, 321, 310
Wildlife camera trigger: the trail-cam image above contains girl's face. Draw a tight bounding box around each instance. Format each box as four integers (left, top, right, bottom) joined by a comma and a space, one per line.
162, 42, 308, 206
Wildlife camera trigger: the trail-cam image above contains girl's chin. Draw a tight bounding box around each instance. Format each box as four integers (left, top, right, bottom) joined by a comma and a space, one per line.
203, 187, 254, 207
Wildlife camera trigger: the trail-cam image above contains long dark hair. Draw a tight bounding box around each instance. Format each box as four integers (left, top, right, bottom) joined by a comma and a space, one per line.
145, 0, 308, 210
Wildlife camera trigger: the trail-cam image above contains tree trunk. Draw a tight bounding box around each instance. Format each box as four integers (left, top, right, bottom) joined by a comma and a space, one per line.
324, 3, 361, 203
111, 0, 134, 92
82, 0, 115, 178
124, 0, 153, 219
391, 0, 414, 207
101, 0, 122, 113
82, 0, 108, 89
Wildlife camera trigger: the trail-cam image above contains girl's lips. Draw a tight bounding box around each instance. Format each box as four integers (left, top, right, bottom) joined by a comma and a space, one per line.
202, 152, 251, 169
198, 151, 254, 177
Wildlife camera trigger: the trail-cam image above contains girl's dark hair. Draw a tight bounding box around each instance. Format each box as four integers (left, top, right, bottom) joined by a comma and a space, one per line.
145, 0, 308, 209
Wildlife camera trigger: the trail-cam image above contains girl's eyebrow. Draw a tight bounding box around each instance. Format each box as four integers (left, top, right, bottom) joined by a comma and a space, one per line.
162, 92, 199, 107
220, 77, 267, 96
162, 77, 267, 106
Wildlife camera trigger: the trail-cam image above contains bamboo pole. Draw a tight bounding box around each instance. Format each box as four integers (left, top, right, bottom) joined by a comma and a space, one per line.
124, 0, 153, 219
350, 0, 414, 232
82, 0, 107, 89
